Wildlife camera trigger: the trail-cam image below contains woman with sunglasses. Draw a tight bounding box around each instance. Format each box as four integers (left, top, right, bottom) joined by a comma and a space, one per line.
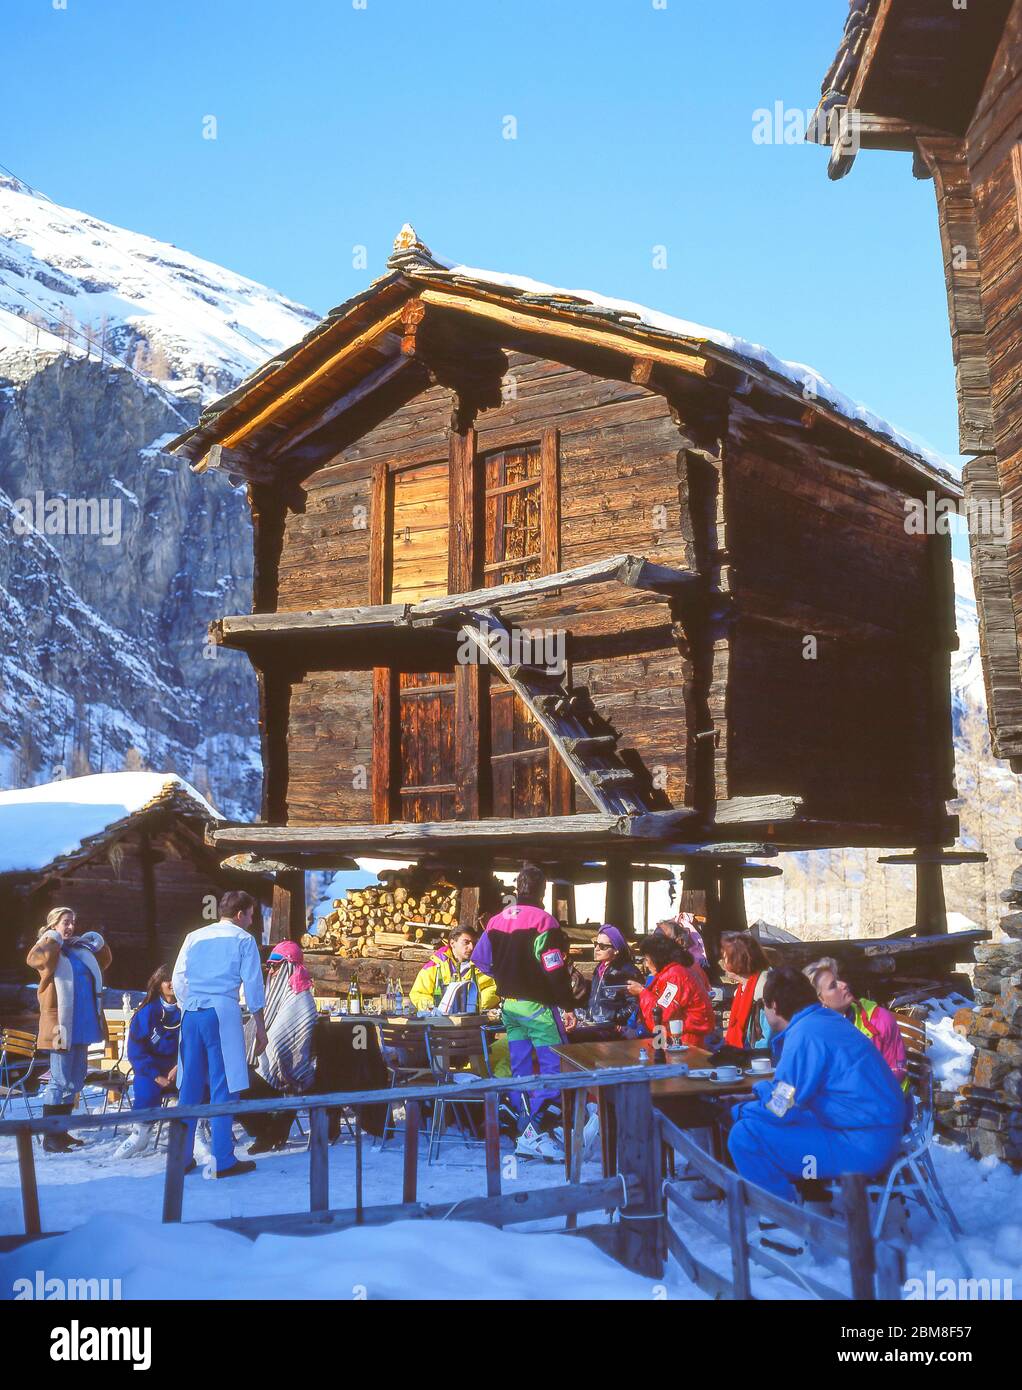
578, 926, 643, 1039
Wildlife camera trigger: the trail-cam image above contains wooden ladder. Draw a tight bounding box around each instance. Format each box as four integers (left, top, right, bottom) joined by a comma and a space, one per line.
455, 610, 655, 815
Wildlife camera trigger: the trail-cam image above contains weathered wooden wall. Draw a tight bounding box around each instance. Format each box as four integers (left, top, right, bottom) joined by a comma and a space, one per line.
256, 341, 955, 845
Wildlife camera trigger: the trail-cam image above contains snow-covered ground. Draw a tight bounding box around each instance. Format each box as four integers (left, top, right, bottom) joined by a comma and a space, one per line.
1, 1093, 1018, 1300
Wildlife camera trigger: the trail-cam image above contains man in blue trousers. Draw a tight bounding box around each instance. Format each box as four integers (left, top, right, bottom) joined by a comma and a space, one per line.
728, 966, 905, 1205
171, 891, 268, 1178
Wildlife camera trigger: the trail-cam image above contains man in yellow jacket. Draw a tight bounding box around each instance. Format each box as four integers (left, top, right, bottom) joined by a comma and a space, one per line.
410, 926, 499, 1014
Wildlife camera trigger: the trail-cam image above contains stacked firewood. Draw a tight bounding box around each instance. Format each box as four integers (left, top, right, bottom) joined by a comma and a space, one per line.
302, 869, 460, 959
938, 940, 1022, 1168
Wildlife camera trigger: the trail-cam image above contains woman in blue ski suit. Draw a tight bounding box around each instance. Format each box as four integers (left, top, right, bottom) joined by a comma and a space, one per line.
127, 965, 181, 1110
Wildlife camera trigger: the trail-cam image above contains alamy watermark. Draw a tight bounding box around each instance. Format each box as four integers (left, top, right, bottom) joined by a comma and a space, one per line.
456, 625, 566, 676
752, 102, 860, 156
904, 492, 1011, 541
903, 1270, 1013, 1300
13, 1269, 122, 1299
11, 491, 122, 546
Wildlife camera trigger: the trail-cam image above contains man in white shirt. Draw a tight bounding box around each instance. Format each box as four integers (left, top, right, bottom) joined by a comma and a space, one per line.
171, 890, 268, 1177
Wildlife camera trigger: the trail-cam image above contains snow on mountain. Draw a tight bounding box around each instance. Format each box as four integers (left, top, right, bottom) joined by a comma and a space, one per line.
0, 177, 324, 815
0, 172, 319, 401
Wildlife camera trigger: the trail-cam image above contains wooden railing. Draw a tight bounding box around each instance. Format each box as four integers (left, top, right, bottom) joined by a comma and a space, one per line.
656, 1112, 907, 1300
2, 1067, 908, 1297
0, 1063, 685, 1276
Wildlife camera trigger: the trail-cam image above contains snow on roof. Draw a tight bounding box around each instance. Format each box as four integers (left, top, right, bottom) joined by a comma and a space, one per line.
0, 771, 221, 877
429, 260, 952, 478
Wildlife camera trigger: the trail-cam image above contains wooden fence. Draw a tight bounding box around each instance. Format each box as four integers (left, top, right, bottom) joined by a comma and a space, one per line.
656, 1112, 906, 1299
0, 1068, 907, 1297
0, 1064, 681, 1275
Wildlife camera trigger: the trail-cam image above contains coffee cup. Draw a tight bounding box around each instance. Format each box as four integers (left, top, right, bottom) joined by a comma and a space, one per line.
750, 1057, 772, 1073
709, 1064, 741, 1081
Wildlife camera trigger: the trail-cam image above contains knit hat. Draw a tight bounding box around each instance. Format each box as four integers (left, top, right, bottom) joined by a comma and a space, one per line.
599, 925, 627, 955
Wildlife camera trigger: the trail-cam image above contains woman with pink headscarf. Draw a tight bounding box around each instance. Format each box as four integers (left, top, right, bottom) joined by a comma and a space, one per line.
242, 941, 317, 1154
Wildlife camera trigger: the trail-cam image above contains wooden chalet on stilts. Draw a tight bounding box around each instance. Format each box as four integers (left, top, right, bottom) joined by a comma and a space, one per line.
169, 226, 969, 984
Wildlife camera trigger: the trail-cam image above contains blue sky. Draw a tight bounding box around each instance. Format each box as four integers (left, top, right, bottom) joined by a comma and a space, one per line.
5, 0, 967, 545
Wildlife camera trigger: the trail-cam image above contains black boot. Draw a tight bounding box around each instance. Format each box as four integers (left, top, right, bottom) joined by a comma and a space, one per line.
57, 1103, 86, 1147
41, 1105, 76, 1153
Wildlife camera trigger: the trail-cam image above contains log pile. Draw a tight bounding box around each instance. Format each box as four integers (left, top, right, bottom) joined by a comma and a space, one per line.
939, 940, 1022, 1168
301, 868, 460, 960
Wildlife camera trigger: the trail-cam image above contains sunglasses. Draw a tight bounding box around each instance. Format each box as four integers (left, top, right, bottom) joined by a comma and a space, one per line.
593, 939, 613, 949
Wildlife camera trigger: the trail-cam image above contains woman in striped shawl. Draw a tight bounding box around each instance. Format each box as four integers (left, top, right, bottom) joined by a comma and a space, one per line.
242, 940, 317, 1154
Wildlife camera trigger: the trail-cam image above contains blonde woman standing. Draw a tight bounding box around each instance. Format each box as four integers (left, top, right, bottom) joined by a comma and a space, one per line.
25, 907, 112, 1153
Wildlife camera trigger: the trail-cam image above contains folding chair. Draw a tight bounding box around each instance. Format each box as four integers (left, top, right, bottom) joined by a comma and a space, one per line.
0, 1028, 46, 1118
375, 1021, 432, 1149
424, 1026, 494, 1164
867, 1019, 970, 1273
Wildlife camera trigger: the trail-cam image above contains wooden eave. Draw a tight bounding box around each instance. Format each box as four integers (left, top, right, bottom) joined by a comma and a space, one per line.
170, 271, 960, 500
814, 0, 1013, 177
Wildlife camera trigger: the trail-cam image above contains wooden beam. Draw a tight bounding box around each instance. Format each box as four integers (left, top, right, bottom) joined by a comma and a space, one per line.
269, 869, 305, 945
209, 554, 698, 649
198, 443, 277, 485
368, 459, 388, 606
267, 352, 410, 460
217, 308, 407, 450
541, 426, 560, 576
372, 666, 398, 824
418, 287, 715, 379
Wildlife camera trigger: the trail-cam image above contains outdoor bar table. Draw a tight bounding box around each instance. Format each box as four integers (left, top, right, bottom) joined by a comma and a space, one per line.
553, 1036, 766, 1180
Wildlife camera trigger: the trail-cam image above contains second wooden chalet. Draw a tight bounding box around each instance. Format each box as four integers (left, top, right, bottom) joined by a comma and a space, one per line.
169, 228, 964, 952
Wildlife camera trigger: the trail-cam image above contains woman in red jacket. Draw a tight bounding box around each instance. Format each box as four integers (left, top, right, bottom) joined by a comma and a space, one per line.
720, 932, 773, 1051
626, 933, 715, 1046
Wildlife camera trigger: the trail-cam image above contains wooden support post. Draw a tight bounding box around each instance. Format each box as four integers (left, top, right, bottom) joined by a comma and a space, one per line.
16, 1131, 40, 1237
484, 1092, 501, 1200
840, 1172, 878, 1300
403, 1101, 421, 1204
162, 1119, 188, 1224
915, 860, 948, 936
724, 1171, 752, 1300
716, 868, 749, 935
552, 879, 576, 927
612, 1079, 664, 1278
604, 860, 633, 934
354, 1111, 364, 1223
270, 869, 306, 945
309, 1106, 329, 1212
565, 1087, 588, 1232
683, 860, 722, 979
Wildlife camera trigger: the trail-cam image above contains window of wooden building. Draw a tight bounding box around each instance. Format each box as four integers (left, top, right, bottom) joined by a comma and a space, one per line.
480, 432, 559, 586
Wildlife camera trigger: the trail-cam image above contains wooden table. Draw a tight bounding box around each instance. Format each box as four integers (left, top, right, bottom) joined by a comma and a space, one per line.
554, 1036, 765, 1181
323, 1010, 500, 1031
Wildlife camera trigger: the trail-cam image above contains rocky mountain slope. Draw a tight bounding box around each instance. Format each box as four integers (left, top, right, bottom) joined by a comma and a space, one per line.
0, 174, 318, 817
